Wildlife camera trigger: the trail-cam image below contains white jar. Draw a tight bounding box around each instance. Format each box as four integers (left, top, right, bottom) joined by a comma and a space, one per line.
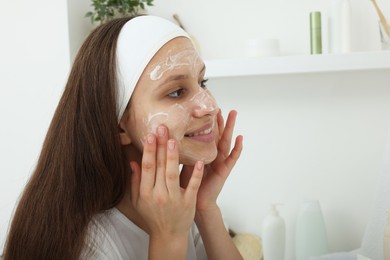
295, 200, 328, 260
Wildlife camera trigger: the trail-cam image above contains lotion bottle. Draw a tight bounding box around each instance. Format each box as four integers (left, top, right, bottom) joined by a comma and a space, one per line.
385, 211, 390, 260
262, 204, 286, 260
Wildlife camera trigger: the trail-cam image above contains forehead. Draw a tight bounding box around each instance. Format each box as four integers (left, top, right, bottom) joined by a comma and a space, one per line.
151, 37, 195, 62
130, 37, 204, 102
145, 37, 202, 76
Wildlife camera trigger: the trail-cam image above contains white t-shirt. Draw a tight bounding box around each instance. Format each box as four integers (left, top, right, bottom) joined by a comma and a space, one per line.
81, 207, 208, 260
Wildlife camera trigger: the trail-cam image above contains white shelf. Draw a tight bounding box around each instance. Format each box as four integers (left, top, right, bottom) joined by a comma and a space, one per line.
204, 51, 390, 79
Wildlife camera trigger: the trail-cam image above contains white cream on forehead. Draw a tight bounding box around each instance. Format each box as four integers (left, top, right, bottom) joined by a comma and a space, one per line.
149, 48, 201, 81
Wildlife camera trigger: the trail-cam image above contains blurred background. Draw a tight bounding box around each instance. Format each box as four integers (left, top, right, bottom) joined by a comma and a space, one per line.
1, 0, 390, 258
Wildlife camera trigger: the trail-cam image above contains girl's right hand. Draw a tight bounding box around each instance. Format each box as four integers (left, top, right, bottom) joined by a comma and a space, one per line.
129, 125, 204, 258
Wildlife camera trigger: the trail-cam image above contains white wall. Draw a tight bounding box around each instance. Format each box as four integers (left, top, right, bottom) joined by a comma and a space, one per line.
209, 70, 390, 258
0, 0, 70, 252
73, 0, 390, 59
148, 0, 388, 59
67, 0, 93, 61
1, 0, 390, 258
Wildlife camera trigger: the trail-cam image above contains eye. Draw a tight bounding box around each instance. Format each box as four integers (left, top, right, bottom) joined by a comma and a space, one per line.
168, 88, 185, 98
200, 79, 208, 89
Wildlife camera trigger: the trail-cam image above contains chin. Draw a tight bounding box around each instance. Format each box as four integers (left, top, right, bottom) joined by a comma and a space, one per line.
179, 148, 218, 166
203, 151, 218, 164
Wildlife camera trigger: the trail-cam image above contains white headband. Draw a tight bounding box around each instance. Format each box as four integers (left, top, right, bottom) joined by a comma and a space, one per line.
116, 15, 189, 121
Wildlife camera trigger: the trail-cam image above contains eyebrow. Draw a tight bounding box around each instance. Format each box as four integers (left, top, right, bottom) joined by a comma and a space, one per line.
157, 64, 206, 88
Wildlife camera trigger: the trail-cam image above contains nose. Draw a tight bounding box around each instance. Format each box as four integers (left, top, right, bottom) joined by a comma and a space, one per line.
191, 89, 219, 117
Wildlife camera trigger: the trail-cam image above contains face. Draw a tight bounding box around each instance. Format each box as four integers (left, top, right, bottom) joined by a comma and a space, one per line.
121, 37, 219, 165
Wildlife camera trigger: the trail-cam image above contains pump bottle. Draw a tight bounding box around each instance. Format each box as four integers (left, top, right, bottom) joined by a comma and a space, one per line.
262, 204, 285, 260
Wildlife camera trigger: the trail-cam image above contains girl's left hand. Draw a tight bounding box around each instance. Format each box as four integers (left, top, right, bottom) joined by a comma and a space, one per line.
180, 110, 243, 213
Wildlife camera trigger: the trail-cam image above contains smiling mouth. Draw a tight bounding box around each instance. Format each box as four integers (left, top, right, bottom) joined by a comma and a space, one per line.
185, 126, 213, 137
184, 124, 215, 143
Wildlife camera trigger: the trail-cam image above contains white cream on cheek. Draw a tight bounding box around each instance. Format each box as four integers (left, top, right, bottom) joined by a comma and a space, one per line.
141, 89, 219, 140
140, 104, 190, 144
139, 89, 219, 164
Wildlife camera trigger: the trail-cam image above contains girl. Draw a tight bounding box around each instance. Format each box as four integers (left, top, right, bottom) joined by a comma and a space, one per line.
3, 15, 243, 260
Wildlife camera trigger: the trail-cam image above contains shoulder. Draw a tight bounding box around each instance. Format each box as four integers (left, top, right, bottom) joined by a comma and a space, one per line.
81, 209, 123, 260
82, 207, 150, 260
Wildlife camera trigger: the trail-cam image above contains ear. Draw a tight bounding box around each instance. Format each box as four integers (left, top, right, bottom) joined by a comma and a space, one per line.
119, 130, 132, 145
119, 114, 132, 145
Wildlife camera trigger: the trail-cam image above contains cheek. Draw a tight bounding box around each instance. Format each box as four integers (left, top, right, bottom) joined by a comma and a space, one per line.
142, 104, 192, 140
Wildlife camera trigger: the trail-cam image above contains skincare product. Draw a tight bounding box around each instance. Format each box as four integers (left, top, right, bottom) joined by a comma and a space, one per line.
295, 200, 328, 260
245, 38, 280, 58
310, 12, 322, 54
328, 0, 352, 53
385, 211, 390, 260
262, 204, 285, 260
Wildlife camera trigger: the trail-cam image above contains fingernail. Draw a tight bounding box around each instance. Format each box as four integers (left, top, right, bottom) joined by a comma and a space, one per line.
196, 161, 204, 171
157, 126, 165, 137
147, 134, 154, 144
168, 140, 175, 151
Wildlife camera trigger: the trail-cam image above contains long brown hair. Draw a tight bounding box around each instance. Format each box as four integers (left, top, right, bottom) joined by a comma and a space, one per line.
3, 17, 133, 260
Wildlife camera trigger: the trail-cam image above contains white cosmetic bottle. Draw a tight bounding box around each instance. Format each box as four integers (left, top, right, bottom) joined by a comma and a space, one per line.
385, 211, 390, 260
262, 204, 285, 260
328, 0, 352, 53
295, 200, 328, 260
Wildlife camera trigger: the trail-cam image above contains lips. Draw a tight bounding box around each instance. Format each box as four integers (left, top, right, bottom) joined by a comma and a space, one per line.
185, 123, 215, 143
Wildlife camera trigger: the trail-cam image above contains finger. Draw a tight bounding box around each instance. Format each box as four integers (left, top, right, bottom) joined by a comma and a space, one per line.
217, 109, 224, 140
165, 139, 180, 197
130, 161, 141, 205
140, 133, 157, 192
218, 110, 238, 157
184, 161, 204, 201
155, 125, 168, 190
224, 135, 243, 172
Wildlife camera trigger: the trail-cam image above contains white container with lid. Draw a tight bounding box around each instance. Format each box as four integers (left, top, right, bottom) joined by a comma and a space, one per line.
295, 199, 328, 260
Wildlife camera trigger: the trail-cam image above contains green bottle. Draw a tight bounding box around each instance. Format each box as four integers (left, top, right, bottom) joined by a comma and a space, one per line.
310, 12, 322, 54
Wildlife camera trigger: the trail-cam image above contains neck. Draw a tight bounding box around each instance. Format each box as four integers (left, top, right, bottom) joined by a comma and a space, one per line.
116, 197, 149, 233
116, 144, 149, 233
